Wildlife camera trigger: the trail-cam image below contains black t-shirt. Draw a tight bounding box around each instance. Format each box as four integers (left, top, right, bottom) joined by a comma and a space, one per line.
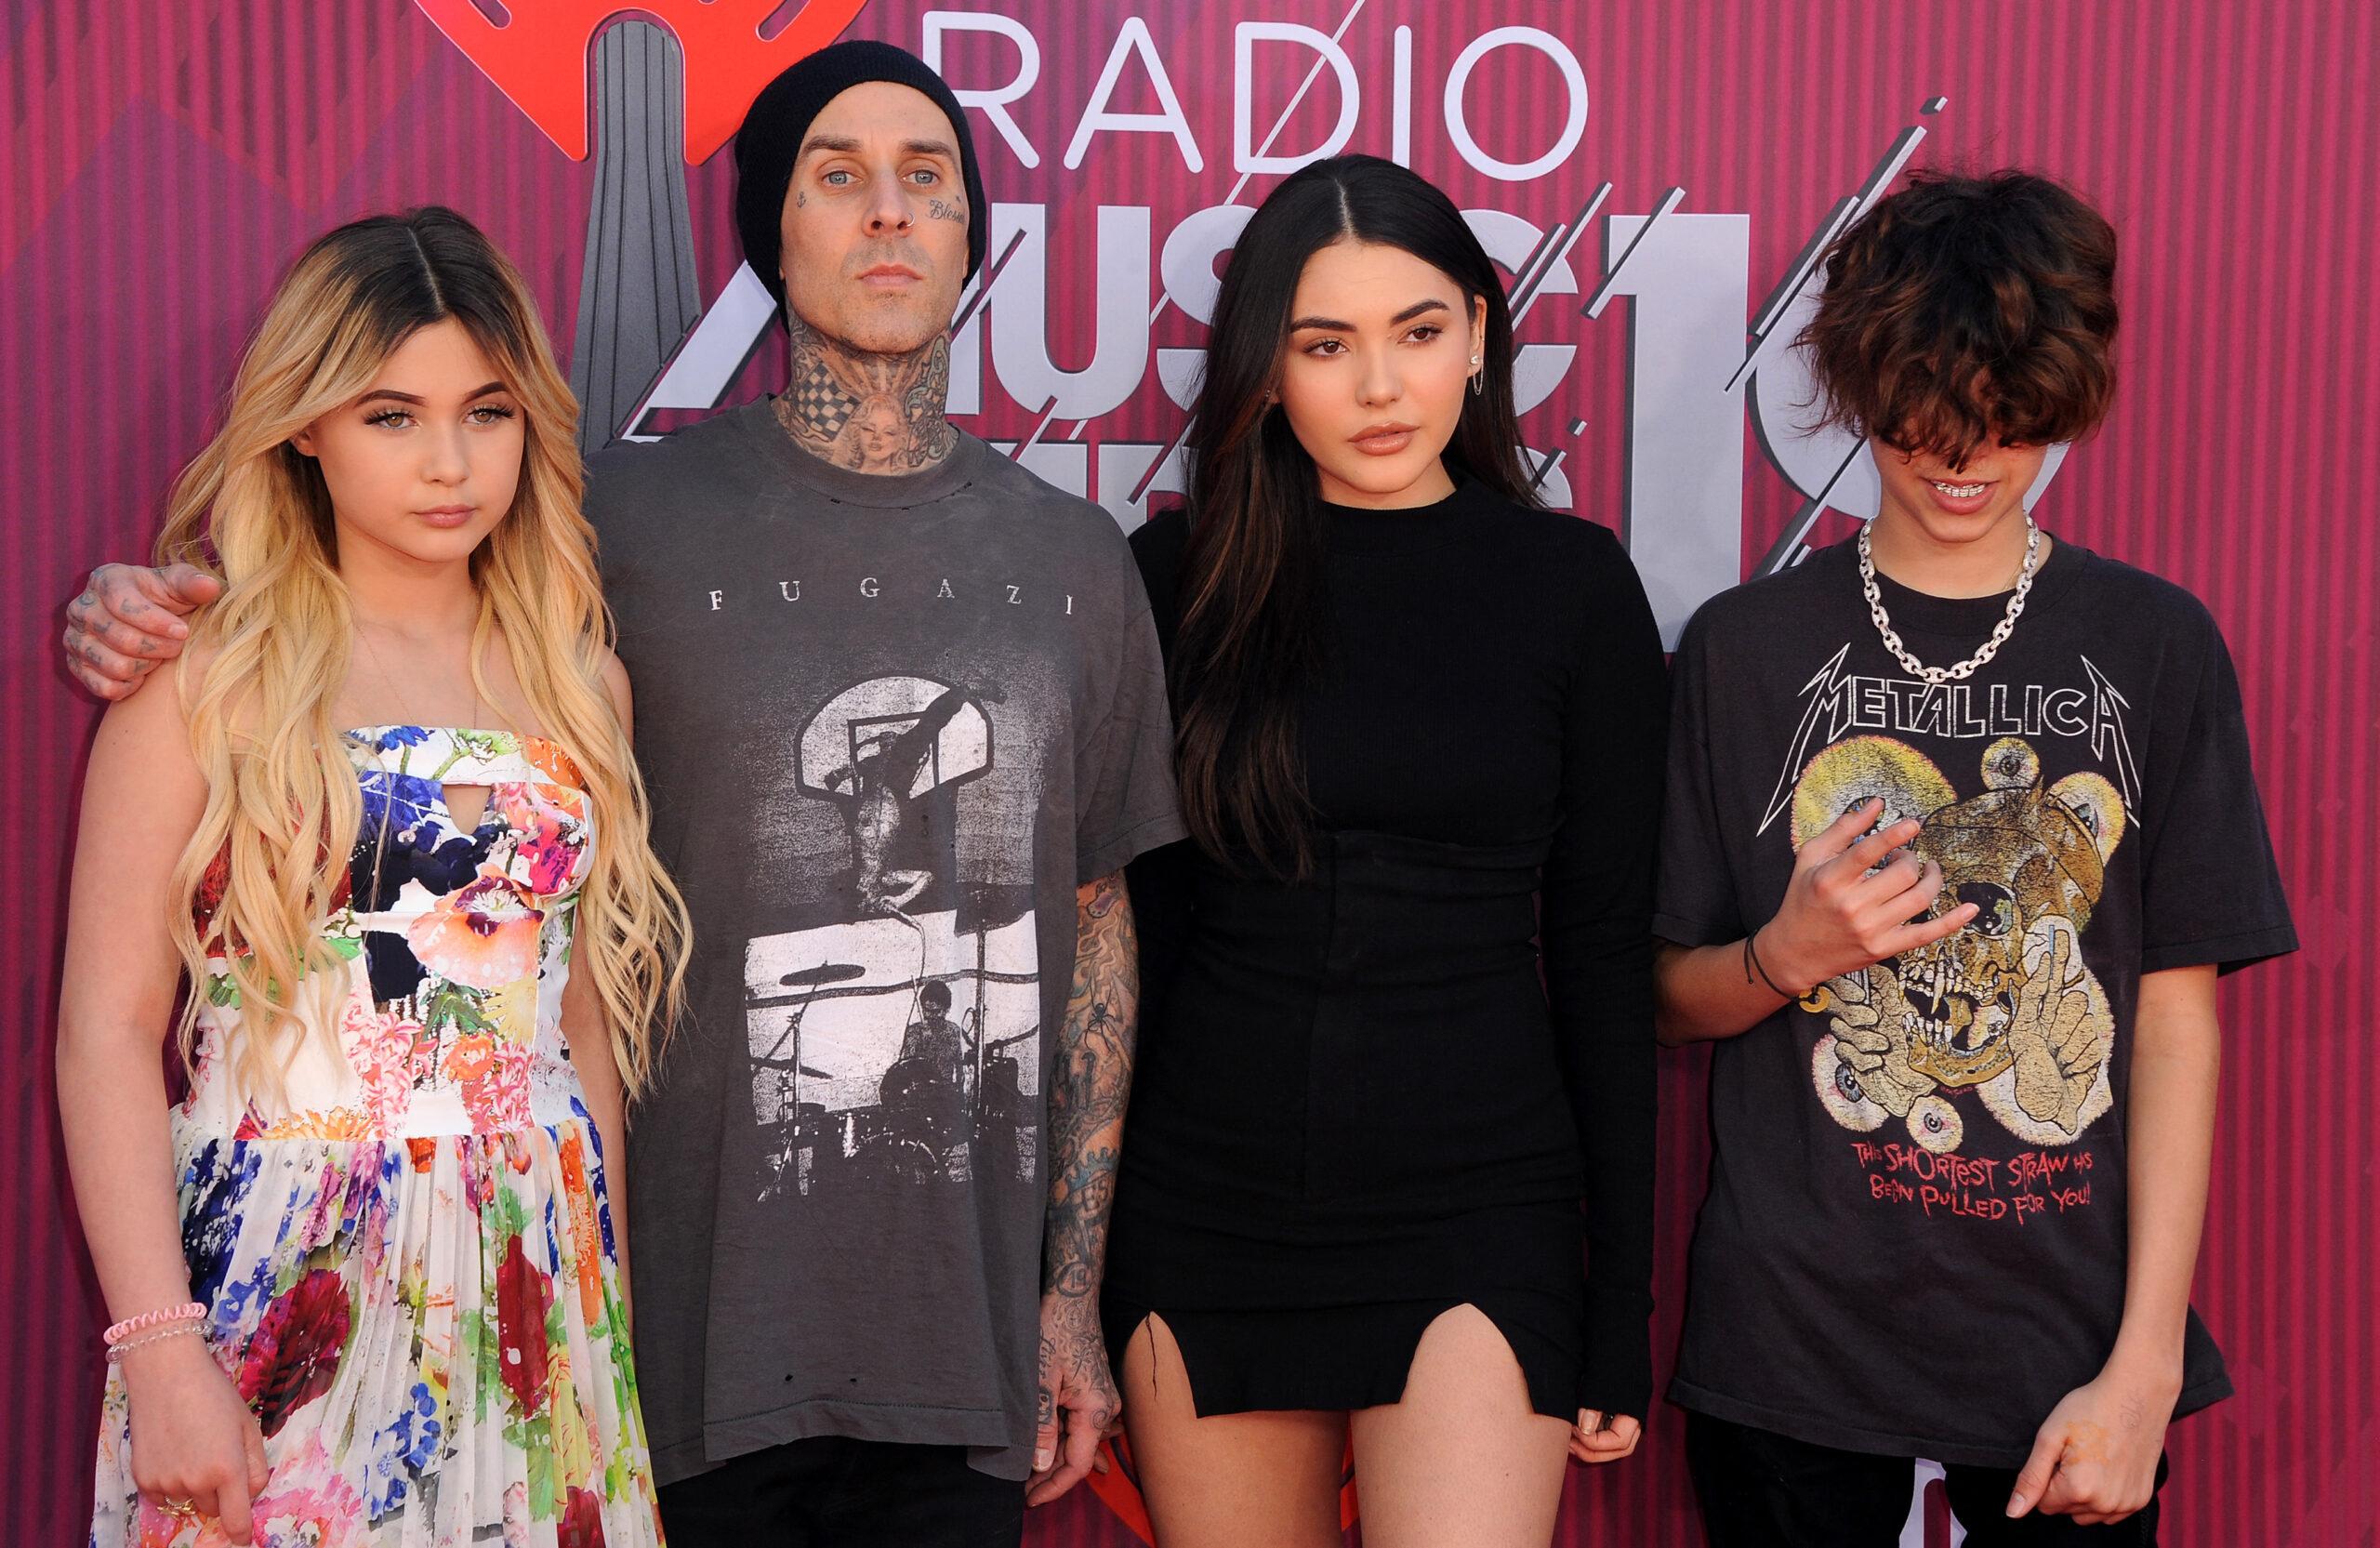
1656, 535, 2295, 1466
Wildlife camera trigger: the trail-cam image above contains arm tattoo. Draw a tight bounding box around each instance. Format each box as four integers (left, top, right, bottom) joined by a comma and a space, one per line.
773, 317, 960, 475
1043, 871, 1136, 1302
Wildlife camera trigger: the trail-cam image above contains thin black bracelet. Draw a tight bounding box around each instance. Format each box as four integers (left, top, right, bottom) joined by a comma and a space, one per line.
1743, 928, 1794, 1000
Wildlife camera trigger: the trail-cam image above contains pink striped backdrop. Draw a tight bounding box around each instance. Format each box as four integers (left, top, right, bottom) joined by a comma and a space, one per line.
4, 3, 2372, 1543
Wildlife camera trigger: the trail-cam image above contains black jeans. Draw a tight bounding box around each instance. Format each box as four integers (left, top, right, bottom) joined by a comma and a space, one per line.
1686, 1411, 2166, 1547
657, 1436, 1025, 1548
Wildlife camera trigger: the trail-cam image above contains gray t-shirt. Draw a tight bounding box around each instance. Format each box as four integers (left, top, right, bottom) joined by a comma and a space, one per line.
586, 401, 1184, 1484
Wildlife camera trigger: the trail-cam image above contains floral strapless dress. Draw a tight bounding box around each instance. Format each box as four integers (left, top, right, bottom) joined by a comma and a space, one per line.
89, 727, 663, 1548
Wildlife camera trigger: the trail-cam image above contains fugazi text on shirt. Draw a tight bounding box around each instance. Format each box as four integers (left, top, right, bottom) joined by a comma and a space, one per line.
702, 575, 1077, 614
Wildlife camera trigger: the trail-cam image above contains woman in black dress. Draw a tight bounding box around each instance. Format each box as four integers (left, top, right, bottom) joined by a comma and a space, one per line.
1102, 155, 1665, 1546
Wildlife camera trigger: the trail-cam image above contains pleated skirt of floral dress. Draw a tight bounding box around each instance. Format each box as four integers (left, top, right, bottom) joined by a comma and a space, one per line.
87, 725, 664, 1547
89, 1118, 660, 1548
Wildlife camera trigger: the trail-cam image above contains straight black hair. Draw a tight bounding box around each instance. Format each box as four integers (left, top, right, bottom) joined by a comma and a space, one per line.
1172, 153, 1536, 880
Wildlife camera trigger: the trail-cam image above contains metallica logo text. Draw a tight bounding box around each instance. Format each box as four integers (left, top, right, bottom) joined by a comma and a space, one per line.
1757, 643, 2143, 836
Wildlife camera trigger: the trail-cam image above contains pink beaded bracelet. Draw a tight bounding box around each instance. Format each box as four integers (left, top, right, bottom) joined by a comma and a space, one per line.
104, 1323, 207, 1363
102, 1303, 207, 1347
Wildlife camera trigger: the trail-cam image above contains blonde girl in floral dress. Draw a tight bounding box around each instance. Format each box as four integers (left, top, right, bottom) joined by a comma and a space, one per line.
59, 207, 690, 1548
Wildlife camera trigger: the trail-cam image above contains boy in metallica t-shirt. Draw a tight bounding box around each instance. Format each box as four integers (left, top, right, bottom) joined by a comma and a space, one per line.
1654, 171, 2294, 1545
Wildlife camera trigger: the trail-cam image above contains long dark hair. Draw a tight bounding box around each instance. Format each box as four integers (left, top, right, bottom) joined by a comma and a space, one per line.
1173, 153, 1536, 880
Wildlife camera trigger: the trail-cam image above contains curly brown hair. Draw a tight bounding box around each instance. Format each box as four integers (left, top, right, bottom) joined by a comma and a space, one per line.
1801, 169, 2119, 470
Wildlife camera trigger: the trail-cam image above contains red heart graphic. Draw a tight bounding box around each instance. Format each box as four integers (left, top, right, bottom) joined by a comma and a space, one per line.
414, 0, 873, 164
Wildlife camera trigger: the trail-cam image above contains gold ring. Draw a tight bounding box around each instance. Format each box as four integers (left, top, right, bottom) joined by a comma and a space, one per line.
160, 1499, 201, 1520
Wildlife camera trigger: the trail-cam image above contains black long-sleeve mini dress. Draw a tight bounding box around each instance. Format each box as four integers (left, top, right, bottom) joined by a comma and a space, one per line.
1101, 480, 1668, 1422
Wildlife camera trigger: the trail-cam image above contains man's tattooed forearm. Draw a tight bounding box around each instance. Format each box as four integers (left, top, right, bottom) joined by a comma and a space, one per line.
1043, 871, 1136, 1298
1043, 1144, 1116, 1299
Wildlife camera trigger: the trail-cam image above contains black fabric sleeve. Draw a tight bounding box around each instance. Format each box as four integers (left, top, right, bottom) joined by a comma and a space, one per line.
1538, 526, 1666, 1421
1123, 838, 1196, 1046
1651, 608, 1746, 947
2136, 614, 2297, 975
1075, 536, 1188, 883
1122, 511, 1196, 1035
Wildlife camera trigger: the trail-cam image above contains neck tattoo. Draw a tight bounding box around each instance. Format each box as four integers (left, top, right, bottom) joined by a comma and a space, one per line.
774, 318, 959, 476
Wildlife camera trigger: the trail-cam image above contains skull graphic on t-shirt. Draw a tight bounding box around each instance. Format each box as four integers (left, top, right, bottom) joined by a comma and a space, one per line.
1792, 734, 2126, 1149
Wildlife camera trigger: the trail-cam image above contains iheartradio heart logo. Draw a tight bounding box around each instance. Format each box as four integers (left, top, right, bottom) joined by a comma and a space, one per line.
413, 0, 873, 163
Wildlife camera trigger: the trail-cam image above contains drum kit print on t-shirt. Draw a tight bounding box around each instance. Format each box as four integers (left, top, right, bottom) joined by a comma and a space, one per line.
739, 670, 1044, 1202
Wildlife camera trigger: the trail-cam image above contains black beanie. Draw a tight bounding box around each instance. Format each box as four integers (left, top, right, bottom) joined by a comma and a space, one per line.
734, 39, 990, 312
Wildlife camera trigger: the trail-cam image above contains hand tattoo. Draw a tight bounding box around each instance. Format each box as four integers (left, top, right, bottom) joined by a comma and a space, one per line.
774, 317, 959, 475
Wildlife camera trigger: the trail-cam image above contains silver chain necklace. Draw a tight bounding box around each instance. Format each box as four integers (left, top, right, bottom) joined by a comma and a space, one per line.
1858, 514, 2041, 683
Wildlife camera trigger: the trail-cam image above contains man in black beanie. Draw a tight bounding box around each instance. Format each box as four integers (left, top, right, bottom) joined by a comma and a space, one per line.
722, 38, 991, 478
734, 36, 993, 312
593, 40, 1179, 1548
57, 36, 1184, 1548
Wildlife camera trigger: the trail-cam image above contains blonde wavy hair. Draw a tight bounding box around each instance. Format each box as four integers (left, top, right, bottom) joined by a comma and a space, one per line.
155, 206, 688, 1100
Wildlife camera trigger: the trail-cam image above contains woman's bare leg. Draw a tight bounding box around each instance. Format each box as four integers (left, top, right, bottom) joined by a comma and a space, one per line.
1346, 1304, 1572, 1548
1116, 1313, 1349, 1548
